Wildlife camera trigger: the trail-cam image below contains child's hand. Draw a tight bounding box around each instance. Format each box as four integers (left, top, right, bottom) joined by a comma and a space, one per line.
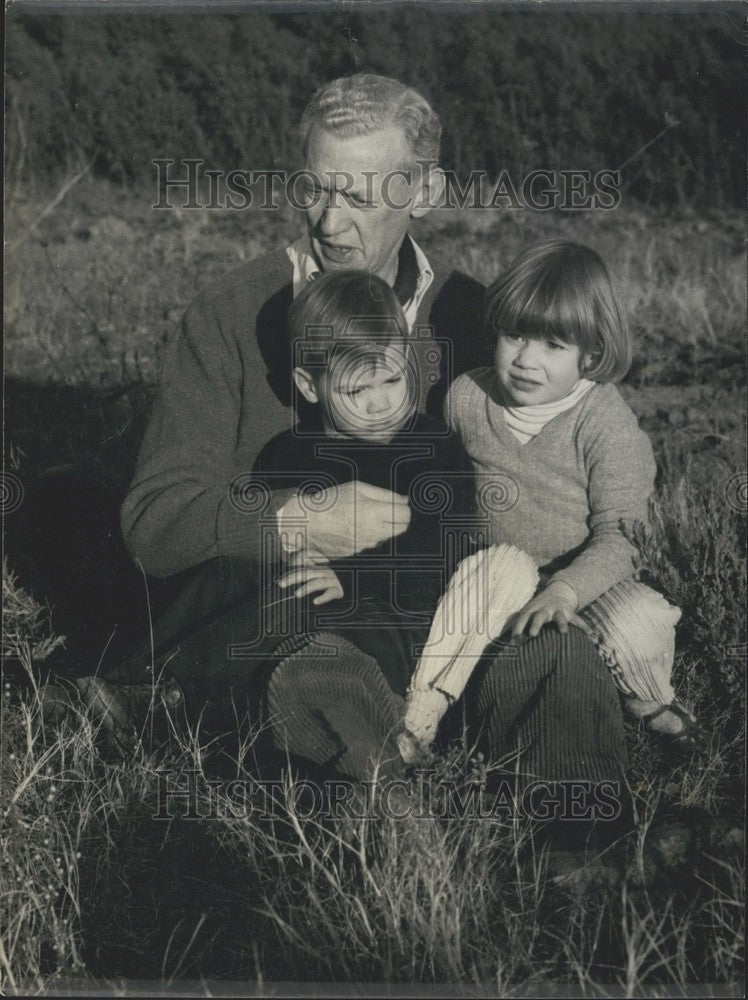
278, 565, 344, 605
510, 581, 590, 638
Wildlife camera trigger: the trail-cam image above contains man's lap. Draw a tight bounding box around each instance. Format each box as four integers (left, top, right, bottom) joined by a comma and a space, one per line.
103, 561, 418, 721
458, 625, 628, 784
102, 557, 625, 782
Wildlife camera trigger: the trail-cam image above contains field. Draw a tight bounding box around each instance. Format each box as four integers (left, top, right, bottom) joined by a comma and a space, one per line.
2, 179, 746, 995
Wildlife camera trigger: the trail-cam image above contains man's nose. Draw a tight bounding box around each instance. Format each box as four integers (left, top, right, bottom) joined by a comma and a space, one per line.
316, 198, 349, 237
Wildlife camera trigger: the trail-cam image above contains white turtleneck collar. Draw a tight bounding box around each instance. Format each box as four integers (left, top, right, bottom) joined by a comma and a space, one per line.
501, 378, 596, 445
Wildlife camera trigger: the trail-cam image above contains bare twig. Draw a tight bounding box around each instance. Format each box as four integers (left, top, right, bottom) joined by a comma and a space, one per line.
9, 160, 94, 251
617, 120, 680, 174
10, 89, 28, 202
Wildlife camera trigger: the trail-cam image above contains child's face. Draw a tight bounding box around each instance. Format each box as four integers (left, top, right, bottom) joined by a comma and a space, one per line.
318, 345, 414, 442
494, 331, 592, 406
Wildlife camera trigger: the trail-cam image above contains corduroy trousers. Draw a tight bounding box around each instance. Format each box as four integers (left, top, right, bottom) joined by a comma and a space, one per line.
102, 555, 628, 787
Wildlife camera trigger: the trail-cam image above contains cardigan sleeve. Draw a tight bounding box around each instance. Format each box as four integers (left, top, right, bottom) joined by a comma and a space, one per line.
120, 292, 293, 579
549, 391, 657, 609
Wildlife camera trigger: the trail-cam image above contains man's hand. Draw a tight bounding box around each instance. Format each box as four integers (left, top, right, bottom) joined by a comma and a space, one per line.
510, 581, 590, 638
280, 481, 411, 560
278, 565, 344, 605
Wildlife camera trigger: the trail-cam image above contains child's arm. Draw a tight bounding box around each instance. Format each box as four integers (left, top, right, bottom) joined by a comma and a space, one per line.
443, 371, 484, 548
512, 391, 656, 635
544, 393, 657, 613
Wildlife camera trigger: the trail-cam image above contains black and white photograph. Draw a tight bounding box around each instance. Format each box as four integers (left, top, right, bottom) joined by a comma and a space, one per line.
2, 1, 745, 995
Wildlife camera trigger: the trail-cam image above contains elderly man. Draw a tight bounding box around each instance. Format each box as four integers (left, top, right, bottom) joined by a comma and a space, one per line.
121, 74, 484, 582
68, 74, 626, 795
88, 75, 482, 721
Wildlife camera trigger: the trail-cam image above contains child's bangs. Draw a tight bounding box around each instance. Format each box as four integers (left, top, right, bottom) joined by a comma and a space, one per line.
330, 335, 406, 376
491, 272, 601, 355
486, 241, 631, 381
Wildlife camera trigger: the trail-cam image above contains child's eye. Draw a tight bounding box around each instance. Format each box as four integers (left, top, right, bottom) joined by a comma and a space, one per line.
503, 332, 524, 343
545, 340, 565, 350
384, 375, 403, 385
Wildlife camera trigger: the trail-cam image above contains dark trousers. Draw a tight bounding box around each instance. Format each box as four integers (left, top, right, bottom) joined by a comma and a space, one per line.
102, 557, 628, 793
104, 558, 425, 735
464, 626, 628, 785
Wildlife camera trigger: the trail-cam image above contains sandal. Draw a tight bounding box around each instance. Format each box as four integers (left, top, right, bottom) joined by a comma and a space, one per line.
640, 700, 707, 752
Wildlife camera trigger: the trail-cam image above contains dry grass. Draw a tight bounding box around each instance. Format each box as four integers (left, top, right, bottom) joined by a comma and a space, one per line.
1, 659, 743, 992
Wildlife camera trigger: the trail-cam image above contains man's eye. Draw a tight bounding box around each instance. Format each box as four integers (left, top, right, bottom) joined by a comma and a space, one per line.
504, 332, 524, 342
384, 375, 403, 385
345, 387, 364, 397
546, 341, 565, 350
346, 193, 371, 208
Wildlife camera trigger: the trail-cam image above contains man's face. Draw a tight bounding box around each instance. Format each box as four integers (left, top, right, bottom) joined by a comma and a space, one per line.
302, 126, 421, 286
495, 332, 591, 406
317, 344, 415, 442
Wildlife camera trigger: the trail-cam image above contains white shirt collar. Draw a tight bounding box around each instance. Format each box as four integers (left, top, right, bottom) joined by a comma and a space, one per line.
285, 235, 434, 333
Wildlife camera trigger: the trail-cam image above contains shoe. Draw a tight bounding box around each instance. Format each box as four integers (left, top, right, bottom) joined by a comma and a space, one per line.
76, 675, 184, 754
267, 632, 405, 782
40, 679, 80, 724
545, 846, 620, 891
640, 700, 707, 753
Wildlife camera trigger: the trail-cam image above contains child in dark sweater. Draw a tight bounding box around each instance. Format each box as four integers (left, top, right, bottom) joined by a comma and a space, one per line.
253, 271, 473, 778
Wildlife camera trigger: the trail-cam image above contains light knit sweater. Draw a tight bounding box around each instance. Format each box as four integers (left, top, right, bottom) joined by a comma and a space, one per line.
446, 367, 657, 610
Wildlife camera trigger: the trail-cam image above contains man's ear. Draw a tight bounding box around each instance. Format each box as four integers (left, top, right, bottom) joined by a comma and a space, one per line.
292, 367, 319, 404
410, 164, 445, 219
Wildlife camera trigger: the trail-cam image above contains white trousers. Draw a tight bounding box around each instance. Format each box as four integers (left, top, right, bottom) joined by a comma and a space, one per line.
580, 579, 679, 705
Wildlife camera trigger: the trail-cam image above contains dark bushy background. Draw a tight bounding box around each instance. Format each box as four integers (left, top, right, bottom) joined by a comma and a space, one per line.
6, 3, 745, 208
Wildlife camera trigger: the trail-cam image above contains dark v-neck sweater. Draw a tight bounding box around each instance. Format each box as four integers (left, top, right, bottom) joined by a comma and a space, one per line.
253, 413, 474, 621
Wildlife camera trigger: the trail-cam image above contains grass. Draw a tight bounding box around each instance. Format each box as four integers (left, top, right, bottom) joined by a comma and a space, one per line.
2, 178, 745, 994
1, 652, 744, 993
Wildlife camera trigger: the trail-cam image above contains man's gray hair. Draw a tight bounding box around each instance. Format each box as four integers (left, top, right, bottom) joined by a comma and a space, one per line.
299, 74, 442, 164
